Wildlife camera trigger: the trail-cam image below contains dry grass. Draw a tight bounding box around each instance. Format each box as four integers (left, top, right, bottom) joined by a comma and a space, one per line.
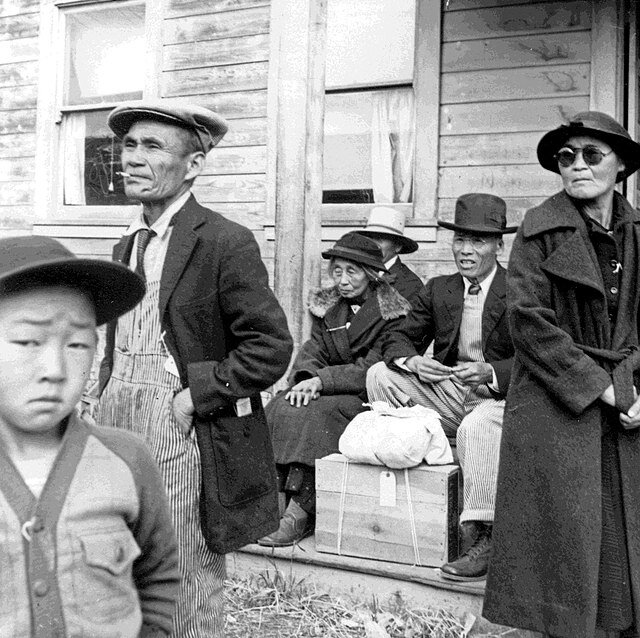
224, 565, 476, 637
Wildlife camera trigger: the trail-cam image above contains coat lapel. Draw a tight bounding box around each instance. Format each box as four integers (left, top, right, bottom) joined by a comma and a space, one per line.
323, 301, 354, 363
346, 294, 379, 345
113, 233, 135, 266
159, 195, 204, 320
482, 266, 507, 349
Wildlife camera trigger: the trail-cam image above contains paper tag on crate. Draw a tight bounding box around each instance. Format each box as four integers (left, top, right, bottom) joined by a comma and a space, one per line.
379, 470, 396, 507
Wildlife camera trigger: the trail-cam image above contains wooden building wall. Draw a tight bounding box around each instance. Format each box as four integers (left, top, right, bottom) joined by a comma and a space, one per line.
411, 0, 592, 282
0, 0, 39, 235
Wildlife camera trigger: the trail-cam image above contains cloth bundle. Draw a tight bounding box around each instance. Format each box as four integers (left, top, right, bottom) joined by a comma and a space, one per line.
339, 401, 454, 468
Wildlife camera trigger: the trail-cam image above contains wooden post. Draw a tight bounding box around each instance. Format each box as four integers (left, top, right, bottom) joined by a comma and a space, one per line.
267, 0, 327, 352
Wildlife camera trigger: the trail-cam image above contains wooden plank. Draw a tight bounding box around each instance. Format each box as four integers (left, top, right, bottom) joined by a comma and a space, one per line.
439, 164, 562, 198
590, 0, 622, 115
0, 60, 37, 88
0, 109, 36, 134
0, 181, 33, 205
203, 145, 266, 175
162, 91, 267, 120
0, 157, 33, 180
163, 34, 270, 71
0, 132, 34, 158
440, 131, 545, 166
442, 1, 591, 42
440, 95, 589, 135
442, 31, 591, 72
0, 37, 38, 64
446, 0, 557, 9
161, 61, 269, 97
442, 63, 590, 103
0, 84, 36, 110
191, 173, 266, 202
0, 0, 39, 18
218, 117, 267, 146
163, 6, 270, 44
0, 205, 32, 229
0, 13, 38, 42
166, 0, 269, 18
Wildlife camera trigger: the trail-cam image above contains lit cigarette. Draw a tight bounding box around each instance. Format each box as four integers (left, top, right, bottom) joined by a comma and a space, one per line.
116, 171, 131, 177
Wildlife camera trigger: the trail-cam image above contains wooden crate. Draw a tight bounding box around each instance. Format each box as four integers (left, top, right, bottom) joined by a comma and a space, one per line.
315, 454, 460, 567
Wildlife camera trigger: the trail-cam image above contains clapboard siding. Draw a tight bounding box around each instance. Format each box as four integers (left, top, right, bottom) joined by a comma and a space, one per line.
216, 117, 267, 147
0, 12, 38, 41
162, 61, 269, 96
0, 84, 36, 110
0, 61, 37, 88
0, 132, 34, 158
440, 132, 542, 166
0, 0, 39, 18
166, 0, 269, 18
204, 145, 266, 175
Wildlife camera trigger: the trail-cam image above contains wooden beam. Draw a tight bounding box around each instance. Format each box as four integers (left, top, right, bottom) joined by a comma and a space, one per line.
268, 0, 327, 351
590, 0, 622, 115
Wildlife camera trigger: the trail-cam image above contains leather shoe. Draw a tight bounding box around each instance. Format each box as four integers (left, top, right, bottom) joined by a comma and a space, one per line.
257, 500, 313, 547
440, 522, 492, 581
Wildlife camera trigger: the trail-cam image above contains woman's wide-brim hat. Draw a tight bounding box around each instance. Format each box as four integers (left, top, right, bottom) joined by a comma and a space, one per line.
357, 206, 418, 254
322, 231, 387, 271
0, 236, 145, 326
438, 193, 517, 235
537, 110, 640, 181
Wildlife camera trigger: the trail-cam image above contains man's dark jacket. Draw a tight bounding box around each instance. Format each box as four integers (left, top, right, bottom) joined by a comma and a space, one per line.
382, 263, 513, 395
99, 195, 293, 553
388, 258, 423, 302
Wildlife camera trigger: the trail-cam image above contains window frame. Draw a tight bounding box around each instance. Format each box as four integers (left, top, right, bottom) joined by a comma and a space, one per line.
320, 0, 441, 225
34, 0, 162, 223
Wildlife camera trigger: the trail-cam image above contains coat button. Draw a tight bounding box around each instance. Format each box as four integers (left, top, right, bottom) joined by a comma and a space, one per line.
610, 287, 618, 295
115, 545, 126, 563
32, 518, 44, 533
33, 580, 49, 596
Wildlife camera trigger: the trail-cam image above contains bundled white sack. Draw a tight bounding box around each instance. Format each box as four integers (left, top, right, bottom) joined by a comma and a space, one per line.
339, 401, 454, 468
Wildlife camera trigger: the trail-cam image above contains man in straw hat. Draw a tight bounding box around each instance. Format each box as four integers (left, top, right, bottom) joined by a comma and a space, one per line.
95, 100, 293, 637
367, 193, 516, 582
355, 206, 423, 301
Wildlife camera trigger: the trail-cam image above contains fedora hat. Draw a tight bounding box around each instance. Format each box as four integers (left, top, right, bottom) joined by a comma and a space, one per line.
322, 232, 387, 271
537, 111, 640, 181
438, 193, 516, 235
357, 206, 418, 254
108, 99, 228, 153
0, 236, 145, 326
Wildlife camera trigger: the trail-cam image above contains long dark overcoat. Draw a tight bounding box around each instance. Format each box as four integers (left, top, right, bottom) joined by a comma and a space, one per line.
99, 195, 293, 554
267, 284, 410, 466
484, 191, 640, 637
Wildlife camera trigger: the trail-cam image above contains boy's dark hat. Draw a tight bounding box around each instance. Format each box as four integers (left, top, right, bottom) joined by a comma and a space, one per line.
537, 110, 640, 181
108, 100, 228, 153
0, 236, 145, 326
322, 232, 387, 271
438, 193, 516, 235
357, 206, 419, 254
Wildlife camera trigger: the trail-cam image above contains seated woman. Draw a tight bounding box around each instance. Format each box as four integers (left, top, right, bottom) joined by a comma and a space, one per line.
258, 232, 411, 547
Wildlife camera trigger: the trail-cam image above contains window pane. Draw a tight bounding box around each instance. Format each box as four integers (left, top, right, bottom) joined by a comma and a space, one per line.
325, 0, 415, 89
62, 110, 130, 206
323, 87, 414, 204
65, 4, 145, 106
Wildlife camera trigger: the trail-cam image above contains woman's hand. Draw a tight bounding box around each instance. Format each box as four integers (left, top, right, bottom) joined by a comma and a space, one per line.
285, 377, 323, 407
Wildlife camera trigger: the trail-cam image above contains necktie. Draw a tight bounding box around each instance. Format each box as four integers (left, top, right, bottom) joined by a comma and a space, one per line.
468, 282, 481, 295
134, 228, 156, 280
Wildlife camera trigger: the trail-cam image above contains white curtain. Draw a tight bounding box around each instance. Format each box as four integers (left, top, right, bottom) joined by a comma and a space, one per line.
371, 88, 415, 203
61, 113, 87, 205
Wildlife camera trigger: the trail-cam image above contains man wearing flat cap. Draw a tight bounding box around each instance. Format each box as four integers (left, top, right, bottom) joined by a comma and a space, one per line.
367, 193, 516, 582
96, 100, 293, 636
355, 206, 423, 302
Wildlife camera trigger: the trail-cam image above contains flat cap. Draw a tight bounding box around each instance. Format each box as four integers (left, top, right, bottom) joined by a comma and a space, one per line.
108, 100, 228, 153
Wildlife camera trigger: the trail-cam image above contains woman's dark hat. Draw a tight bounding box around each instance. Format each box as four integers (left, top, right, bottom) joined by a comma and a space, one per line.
537, 111, 640, 181
322, 232, 387, 271
438, 193, 517, 235
0, 236, 145, 326
108, 100, 228, 153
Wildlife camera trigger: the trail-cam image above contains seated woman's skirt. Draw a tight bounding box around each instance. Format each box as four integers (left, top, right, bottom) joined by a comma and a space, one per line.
266, 392, 367, 466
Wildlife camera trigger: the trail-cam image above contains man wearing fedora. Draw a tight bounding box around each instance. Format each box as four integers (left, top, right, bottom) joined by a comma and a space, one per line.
95, 101, 293, 636
356, 206, 423, 301
367, 193, 516, 581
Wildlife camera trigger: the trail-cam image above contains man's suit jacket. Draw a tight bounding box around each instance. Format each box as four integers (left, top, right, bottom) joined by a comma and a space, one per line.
388, 258, 423, 302
382, 263, 514, 395
100, 195, 293, 553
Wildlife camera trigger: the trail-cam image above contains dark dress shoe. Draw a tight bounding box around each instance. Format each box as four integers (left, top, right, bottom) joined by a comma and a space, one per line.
440, 523, 492, 581
257, 500, 313, 547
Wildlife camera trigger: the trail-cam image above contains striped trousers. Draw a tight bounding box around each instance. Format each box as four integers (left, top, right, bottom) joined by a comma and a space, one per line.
96, 280, 224, 637
366, 361, 504, 523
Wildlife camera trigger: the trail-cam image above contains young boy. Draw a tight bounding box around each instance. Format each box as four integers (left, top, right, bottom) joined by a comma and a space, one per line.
0, 236, 180, 637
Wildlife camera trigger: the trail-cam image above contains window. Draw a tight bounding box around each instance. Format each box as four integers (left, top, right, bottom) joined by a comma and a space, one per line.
322, 0, 416, 207
60, 3, 145, 207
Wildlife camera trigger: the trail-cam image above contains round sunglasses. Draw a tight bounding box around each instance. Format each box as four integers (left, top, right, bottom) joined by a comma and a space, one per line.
555, 145, 613, 168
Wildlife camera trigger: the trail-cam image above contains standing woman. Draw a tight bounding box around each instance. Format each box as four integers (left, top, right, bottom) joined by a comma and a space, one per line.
484, 112, 640, 637
258, 232, 411, 547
